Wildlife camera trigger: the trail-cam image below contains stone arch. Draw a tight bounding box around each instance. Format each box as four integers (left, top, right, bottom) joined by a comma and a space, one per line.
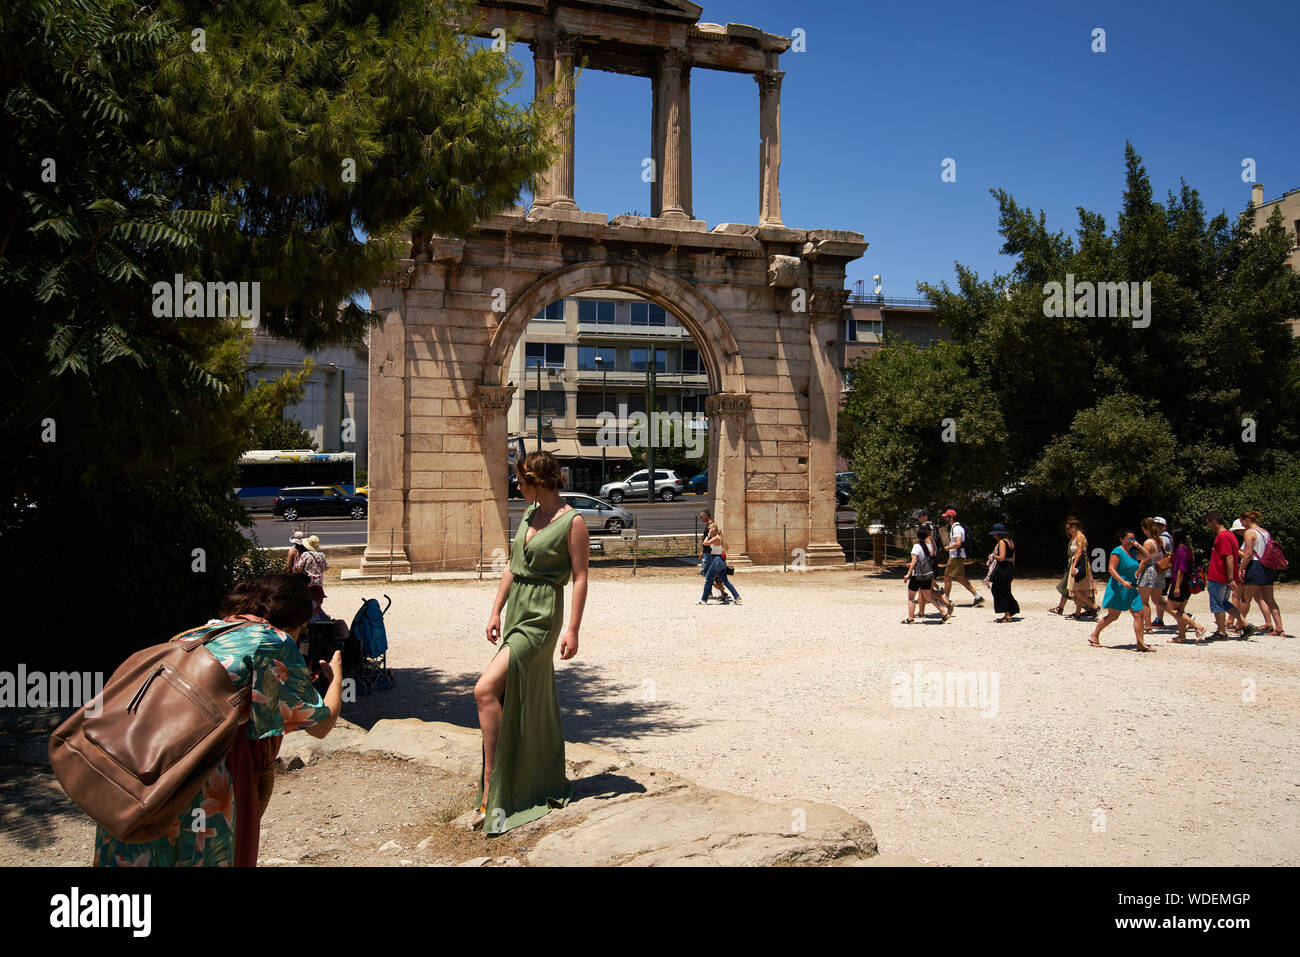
485, 259, 745, 395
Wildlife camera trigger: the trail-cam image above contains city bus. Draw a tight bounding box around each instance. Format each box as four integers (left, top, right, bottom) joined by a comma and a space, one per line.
236, 450, 356, 510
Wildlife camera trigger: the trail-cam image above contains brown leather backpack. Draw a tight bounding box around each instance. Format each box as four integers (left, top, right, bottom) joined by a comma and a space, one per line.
49, 621, 252, 843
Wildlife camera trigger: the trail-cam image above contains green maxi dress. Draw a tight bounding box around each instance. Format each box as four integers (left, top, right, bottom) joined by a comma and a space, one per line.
477, 501, 578, 835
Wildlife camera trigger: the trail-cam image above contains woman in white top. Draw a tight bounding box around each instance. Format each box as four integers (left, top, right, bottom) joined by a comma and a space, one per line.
1238, 511, 1285, 635
903, 526, 950, 624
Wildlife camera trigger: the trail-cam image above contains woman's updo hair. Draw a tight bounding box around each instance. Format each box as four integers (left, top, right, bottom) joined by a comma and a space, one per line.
516, 450, 565, 490
220, 574, 313, 632
1141, 517, 1157, 539
1240, 510, 1262, 524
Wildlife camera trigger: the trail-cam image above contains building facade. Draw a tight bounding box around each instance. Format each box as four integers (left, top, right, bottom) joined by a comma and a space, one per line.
245, 332, 370, 471
507, 289, 710, 491
837, 296, 949, 390
1250, 183, 1300, 337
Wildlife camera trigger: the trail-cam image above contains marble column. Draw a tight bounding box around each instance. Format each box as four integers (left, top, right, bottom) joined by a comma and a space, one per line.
360, 277, 412, 576
756, 69, 784, 227
656, 49, 687, 220
550, 32, 577, 210
705, 392, 751, 565
681, 65, 693, 219
804, 290, 851, 565
477, 384, 517, 568
650, 70, 663, 217
531, 39, 556, 208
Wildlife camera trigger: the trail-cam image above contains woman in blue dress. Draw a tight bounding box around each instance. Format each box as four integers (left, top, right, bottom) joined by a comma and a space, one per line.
1089, 529, 1156, 652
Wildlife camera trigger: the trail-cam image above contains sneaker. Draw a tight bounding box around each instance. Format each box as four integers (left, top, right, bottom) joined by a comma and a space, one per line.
731, 598, 742, 605
972, 596, 985, 607
697, 599, 710, 605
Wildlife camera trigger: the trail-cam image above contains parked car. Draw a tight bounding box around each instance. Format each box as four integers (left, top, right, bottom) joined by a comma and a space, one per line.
835, 471, 858, 508
686, 470, 708, 494
558, 492, 636, 533
599, 469, 686, 503
273, 486, 368, 522
508, 473, 523, 499
354, 485, 369, 498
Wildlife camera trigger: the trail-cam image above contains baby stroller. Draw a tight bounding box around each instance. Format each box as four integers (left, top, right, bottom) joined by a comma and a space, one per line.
347, 595, 395, 694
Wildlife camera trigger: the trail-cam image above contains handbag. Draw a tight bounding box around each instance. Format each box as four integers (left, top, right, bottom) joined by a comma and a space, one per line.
49, 621, 252, 843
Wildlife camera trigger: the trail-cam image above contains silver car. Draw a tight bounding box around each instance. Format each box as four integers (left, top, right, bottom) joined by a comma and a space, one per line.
560, 492, 636, 533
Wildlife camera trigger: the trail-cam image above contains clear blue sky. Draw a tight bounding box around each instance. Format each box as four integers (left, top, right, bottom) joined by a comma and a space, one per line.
498, 0, 1300, 298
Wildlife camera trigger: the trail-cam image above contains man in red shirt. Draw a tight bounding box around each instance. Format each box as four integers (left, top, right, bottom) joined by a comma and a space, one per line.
1203, 512, 1255, 639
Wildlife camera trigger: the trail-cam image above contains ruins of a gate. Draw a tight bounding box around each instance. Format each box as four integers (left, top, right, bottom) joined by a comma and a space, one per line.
361, 0, 866, 573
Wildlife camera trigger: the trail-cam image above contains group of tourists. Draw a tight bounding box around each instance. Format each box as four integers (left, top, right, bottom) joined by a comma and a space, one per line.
904, 508, 1022, 624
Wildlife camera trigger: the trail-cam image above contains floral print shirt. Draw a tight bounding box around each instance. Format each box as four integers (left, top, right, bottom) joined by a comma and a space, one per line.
93, 617, 330, 867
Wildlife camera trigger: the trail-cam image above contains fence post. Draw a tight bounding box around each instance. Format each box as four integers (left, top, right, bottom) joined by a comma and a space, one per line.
388, 527, 395, 583
783, 525, 787, 573
478, 524, 483, 581
853, 524, 858, 569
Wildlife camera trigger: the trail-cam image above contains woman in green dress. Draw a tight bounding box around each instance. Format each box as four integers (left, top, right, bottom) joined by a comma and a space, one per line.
474, 450, 589, 835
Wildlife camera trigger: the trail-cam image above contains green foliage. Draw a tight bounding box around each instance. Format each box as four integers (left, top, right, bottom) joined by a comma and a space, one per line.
1177, 454, 1300, 574
1, 0, 558, 670
1030, 394, 1182, 507
840, 338, 1007, 525
838, 145, 1300, 563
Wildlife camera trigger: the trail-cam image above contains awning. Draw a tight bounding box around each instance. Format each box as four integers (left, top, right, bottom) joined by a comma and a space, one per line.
578, 443, 633, 461
535, 437, 580, 459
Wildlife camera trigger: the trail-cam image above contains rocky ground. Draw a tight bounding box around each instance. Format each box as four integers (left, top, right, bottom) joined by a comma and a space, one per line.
3, 564, 1297, 866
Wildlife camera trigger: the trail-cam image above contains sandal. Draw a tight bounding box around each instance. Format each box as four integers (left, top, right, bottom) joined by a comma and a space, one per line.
470, 803, 487, 830
1194, 624, 1207, 641
1088, 638, 1101, 647
901, 618, 914, 624
1048, 607, 1064, 616
1136, 644, 1156, 652
1170, 636, 1189, 644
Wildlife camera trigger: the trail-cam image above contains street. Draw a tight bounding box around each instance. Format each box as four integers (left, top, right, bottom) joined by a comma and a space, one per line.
244, 497, 858, 547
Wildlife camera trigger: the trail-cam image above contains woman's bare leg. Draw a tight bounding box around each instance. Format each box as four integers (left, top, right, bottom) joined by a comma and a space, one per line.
1091, 609, 1120, 645
1259, 585, 1283, 633
474, 647, 511, 798
1133, 611, 1153, 650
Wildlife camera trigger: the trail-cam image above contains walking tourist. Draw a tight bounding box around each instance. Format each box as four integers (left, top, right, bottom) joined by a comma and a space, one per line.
941, 508, 985, 607
1089, 529, 1156, 652
1050, 517, 1098, 618
700, 520, 742, 605
1204, 512, 1253, 639
1155, 517, 1175, 611
902, 525, 949, 624
475, 450, 588, 835
1137, 518, 1167, 632
94, 574, 343, 866
1239, 511, 1286, 636
987, 524, 1019, 622
1165, 527, 1207, 643
698, 509, 728, 601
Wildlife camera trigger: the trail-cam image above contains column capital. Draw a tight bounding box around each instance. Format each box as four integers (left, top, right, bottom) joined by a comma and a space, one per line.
553, 29, 578, 57
477, 383, 517, 412
755, 69, 785, 94
529, 36, 555, 60
809, 288, 850, 319
660, 47, 687, 70
705, 392, 752, 419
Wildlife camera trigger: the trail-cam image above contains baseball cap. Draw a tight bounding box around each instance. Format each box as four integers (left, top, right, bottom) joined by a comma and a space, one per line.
1153, 516, 1167, 526
942, 509, 957, 519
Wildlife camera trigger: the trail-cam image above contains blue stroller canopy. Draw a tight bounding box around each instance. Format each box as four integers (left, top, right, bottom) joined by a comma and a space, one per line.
350, 597, 389, 658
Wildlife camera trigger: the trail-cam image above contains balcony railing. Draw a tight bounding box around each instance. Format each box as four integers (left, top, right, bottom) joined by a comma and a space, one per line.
575, 368, 708, 386
576, 322, 694, 338
846, 295, 934, 308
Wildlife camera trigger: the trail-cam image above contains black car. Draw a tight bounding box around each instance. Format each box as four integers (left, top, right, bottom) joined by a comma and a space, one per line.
272, 486, 368, 521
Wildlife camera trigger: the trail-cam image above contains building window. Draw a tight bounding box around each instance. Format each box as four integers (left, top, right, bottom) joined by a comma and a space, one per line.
576, 393, 609, 417
524, 390, 563, 416
525, 342, 565, 368
905, 325, 934, 347
533, 300, 565, 321
629, 348, 667, 373
630, 302, 668, 326
577, 345, 616, 371
855, 319, 883, 341
681, 348, 705, 374
680, 393, 707, 415
577, 300, 617, 324
624, 393, 647, 414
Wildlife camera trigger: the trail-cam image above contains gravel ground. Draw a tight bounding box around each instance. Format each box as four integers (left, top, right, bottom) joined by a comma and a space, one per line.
329, 565, 1300, 866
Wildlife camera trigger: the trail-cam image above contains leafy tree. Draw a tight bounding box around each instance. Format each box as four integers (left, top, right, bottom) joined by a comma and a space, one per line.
1, 0, 558, 671
839, 338, 1007, 525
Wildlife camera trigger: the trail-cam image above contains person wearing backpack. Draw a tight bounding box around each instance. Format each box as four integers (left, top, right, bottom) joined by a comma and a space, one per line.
903, 526, 949, 624
90, 574, 343, 866
941, 509, 985, 607
1239, 511, 1286, 636
1166, 527, 1208, 643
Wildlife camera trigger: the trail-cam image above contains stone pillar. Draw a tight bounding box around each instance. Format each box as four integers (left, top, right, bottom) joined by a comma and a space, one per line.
656, 49, 687, 220
706, 392, 751, 565
550, 31, 578, 210
681, 65, 693, 219
477, 384, 517, 567
804, 289, 851, 566
531, 39, 556, 208
756, 69, 784, 227
360, 275, 412, 576
650, 73, 663, 217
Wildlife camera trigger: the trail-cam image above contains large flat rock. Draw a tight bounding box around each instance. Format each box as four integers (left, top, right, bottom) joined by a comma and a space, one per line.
316, 717, 876, 866
525, 785, 876, 867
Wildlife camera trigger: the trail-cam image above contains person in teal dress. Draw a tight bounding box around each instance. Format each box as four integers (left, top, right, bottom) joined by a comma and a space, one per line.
1089, 529, 1156, 652
93, 575, 343, 866
474, 450, 589, 835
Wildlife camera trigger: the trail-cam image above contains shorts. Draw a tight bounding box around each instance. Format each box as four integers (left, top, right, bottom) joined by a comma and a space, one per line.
1167, 581, 1191, 604
1071, 560, 1089, 583
944, 557, 967, 579
1207, 580, 1236, 615
1137, 563, 1161, 589
908, 576, 934, 593
1243, 561, 1276, 587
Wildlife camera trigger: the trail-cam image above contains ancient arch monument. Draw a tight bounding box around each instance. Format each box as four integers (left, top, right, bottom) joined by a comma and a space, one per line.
361, 0, 866, 574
